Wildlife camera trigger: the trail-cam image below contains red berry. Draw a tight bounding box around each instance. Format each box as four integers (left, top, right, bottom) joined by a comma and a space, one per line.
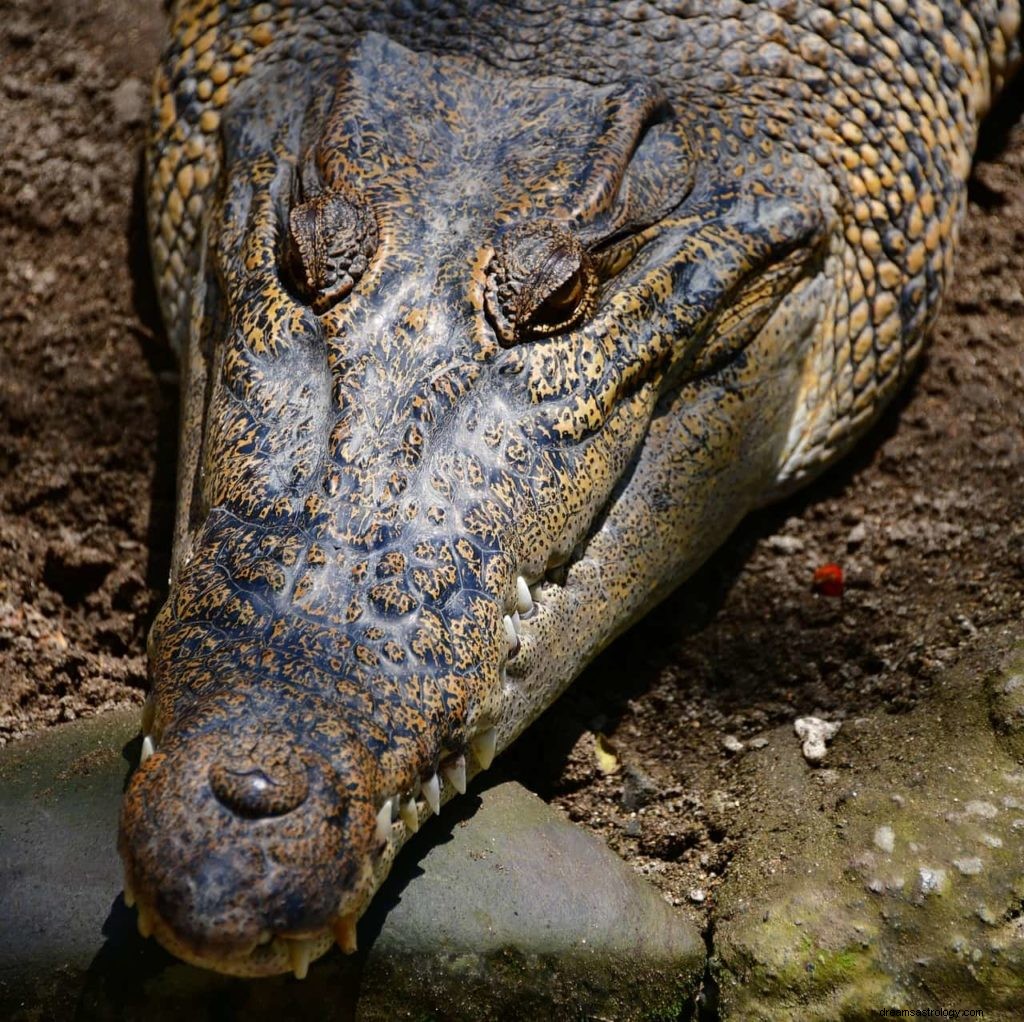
812, 563, 845, 598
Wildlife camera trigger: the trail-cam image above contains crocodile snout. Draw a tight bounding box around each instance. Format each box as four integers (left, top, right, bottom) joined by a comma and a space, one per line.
119, 715, 378, 974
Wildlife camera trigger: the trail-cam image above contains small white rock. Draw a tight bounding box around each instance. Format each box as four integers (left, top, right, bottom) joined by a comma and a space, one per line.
964, 800, 998, 819
873, 825, 895, 854
953, 857, 983, 876
1003, 673, 1024, 694
108, 78, 148, 127
846, 522, 867, 548
766, 535, 804, 555
917, 867, 947, 896
794, 716, 842, 764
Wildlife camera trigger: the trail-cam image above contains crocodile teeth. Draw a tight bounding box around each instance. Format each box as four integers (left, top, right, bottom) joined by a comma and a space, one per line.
516, 575, 533, 616
503, 612, 522, 656
422, 772, 441, 815
443, 754, 467, 795
136, 903, 154, 938
122, 865, 136, 908
503, 614, 517, 647
399, 796, 420, 833
471, 727, 497, 770
140, 734, 155, 764
288, 938, 314, 980
141, 691, 155, 733
375, 798, 393, 844
333, 913, 358, 954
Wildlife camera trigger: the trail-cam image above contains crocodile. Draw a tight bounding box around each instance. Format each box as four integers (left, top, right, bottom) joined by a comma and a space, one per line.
118, 0, 1022, 980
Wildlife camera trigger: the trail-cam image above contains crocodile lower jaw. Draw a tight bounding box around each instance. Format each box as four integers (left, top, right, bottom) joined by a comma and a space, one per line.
126, 889, 343, 977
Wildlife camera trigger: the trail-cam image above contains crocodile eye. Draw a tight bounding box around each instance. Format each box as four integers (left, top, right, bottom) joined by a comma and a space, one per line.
522, 260, 599, 340
533, 270, 586, 324
485, 221, 598, 345
284, 187, 377, 313
545, 272, 584, 312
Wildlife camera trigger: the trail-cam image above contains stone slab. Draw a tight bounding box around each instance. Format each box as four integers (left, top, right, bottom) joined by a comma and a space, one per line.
0, 711, 704, 1021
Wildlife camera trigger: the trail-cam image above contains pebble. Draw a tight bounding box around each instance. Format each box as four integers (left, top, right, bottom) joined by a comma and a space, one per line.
917, 866, 947, 896
873, 825, 895, 854
952, 857, 983, 876
722, 735, 745, 754
621, 763, 661, 811
964, 800, 998, 819
794, 716, 842, 764
108, 78, 148, 127
766, 535, 805, 555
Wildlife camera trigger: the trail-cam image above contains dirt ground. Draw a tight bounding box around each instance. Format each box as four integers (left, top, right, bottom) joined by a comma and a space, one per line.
1, 0, 1022, 917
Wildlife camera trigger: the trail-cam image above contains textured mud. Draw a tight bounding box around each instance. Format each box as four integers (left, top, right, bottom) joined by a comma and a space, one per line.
1, 0, 1022, 925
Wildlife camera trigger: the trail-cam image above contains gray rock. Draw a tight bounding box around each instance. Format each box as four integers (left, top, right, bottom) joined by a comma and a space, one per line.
713, 635, 1024, 1019
0, 712, 704, 1021
360, 781, 704, 1021
0, 710, 135, 975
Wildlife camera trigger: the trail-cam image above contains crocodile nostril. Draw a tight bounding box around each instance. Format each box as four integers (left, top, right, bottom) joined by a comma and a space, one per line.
209, 744, 310, 818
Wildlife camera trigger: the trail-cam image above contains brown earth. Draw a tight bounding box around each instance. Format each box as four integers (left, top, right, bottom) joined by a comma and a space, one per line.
1, 0, 1022, 919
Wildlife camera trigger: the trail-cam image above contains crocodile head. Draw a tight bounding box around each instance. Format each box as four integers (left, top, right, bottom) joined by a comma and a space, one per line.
119, 33, 835, 976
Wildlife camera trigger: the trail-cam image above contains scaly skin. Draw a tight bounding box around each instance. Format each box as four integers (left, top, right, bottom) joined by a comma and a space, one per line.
119, 0, 1022, 978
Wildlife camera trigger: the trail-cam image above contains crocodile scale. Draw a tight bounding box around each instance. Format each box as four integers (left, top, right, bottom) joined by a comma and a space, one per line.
119, 0, 1022, 977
